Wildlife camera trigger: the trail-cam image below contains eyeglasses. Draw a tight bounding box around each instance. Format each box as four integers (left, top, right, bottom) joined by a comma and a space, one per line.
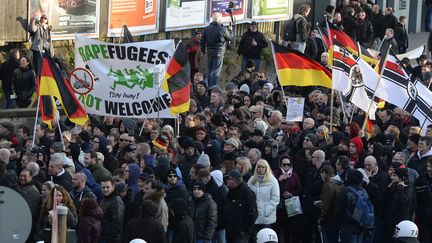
168, 174, 177, 178
92, 140, 99, 143
250, 111, 258, 114
41, 17, 47, 20
311, 156, 319, 159
257, 75, 264, 78
281, 163, 291, 167
304, 138, 311, 142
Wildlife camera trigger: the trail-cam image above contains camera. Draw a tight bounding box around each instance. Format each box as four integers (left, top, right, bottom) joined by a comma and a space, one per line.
226, 1, 234, 14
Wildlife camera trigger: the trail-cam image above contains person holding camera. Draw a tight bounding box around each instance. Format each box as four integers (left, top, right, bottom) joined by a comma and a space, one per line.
200, 12, 233, 88
29, 14, 52, 73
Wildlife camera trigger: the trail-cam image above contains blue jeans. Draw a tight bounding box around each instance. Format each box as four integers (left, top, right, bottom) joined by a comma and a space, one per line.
212, 229, 226, 243
207, 54, 224, 88
166, 228, 174, 242
241, 57, 261, 72
4, 90, 14, 109
292, 42, 306, 53
340, 225, 364, 243
427, 4, 432, 31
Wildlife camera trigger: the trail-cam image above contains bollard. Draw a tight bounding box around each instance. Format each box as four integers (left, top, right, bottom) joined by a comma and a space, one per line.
57, 205, 68, 243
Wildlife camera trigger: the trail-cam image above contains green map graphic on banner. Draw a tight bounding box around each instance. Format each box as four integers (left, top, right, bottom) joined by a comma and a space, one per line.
108, 66, 153, 91
252, 0, 291, 20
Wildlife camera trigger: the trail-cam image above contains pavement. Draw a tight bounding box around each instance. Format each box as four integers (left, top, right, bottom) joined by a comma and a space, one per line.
407, 31, 429, 53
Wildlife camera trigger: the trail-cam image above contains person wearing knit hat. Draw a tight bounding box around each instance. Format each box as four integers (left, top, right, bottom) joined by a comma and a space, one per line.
304, 133, 318, 146
152, 135, 169, 151
239, 83, 250, 95
349, 137, 364, 168
197, 152, 211, 168
190, 179, 217, 242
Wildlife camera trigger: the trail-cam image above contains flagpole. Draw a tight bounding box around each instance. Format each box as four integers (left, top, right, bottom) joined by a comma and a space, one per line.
338, 91, 348, 123
316, 22, 328, 52
32, 96, 41, 148
362, 44, 392, 132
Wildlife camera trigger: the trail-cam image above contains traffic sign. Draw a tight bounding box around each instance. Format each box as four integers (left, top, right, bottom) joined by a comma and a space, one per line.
69, 67, 94, 95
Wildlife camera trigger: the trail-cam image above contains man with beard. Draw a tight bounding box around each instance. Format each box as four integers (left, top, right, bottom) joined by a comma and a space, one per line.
84, 150, 112, 184
70, 172, 97, 211
18, 169, 41, 242
100, 178, 124, 243
178, 137, 200, 189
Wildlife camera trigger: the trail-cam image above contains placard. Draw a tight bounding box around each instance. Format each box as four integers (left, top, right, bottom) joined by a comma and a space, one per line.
165, 0, 207, 30
74, 35, 176, 118
29, 0, 100, 40
286, 97, 305, 121
108, 0, 158, 37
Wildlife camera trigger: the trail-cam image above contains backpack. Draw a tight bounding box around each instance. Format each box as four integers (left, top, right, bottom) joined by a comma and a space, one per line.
346, 186, 375, 229
282, 17, 298, 41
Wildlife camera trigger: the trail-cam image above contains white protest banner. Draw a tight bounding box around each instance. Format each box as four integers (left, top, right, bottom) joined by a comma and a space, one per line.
286, 97, 305, 121
74, 34, 175, 118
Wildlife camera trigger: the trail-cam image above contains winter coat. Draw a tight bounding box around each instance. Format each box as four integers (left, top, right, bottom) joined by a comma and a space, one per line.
194, 48, 207, 76
151, 195, 169, 232
223, 182, 258, 238
188, 193, 218, 240
0, 57, 20, 93
369, 168, 390, 193
383, 184, 412, 230
304, 37, 318, 60
88, 162, 112, 184
18, 184, 41, 219
415, 173, 432, 224
29, 19, 53, 54
50, 170, 73, 192
165, 183, 190, 204
335, 185, 368, 232
301, 165, 324, 214
205, 176, 227, 230
369, 12, 385, 38
11, 67, 36, 105
395, 23, 409, 53
100, 193, 125, 242
77, 205, 103, 243
36, 204, 78, 240
185, 37, 201, 72
178, 152, 200, 189
408, 148, 432, 176
383, 14, 398, 31
247, 175, 280, 224
70, 186, 97, 211
237, 29, 268, 59
200, 21, 233, 56
121, 216, 167, 243
356, 20, 374, 48
293, 14, 309, 42
343, 15, 360, 40
169, 198, 196, 243
319, 176, 344, 223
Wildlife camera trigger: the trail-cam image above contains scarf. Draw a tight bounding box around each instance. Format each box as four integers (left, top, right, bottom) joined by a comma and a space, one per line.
257, 175, 265, 183
280, 167, 293, 178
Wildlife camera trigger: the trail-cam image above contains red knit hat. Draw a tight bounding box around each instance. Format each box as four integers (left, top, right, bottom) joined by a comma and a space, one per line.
350, 137, 364, 155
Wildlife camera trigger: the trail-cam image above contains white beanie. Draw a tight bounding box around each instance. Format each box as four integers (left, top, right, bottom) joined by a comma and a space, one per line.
239, 84, 250, 94
197, 152, 211, 167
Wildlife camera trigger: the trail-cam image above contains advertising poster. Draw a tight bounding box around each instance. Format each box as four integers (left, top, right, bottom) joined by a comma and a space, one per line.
74, 35, 176, 118
210, 0, 246, 23
166, 0, 206, 30
30, 0, 100, 40
108, 0, 158, 37
252, 0, 291, 20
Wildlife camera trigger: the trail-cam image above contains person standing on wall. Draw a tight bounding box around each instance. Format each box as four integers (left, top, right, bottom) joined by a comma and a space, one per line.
237, 21, 268, 72
200, 12, 233, 88
29, 14, 52, 74
292, 4, 311, 53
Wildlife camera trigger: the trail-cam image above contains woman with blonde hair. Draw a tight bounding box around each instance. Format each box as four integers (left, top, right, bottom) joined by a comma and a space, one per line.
247, 159, 280, 238
253, 118, 269, 135
36, 185, 78, 241
236, 156, 253, 182
316, 125, 330, 149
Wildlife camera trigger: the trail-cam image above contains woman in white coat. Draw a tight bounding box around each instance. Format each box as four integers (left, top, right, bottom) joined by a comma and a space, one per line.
247, 159, 280, 238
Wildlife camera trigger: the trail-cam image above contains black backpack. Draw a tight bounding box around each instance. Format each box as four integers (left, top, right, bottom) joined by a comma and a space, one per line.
283, 17, 299, 41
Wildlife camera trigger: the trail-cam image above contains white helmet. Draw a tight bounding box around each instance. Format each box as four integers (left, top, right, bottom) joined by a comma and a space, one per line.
129, 239, 147, 243
256, 228, 278, 243
394, 220, 420, 243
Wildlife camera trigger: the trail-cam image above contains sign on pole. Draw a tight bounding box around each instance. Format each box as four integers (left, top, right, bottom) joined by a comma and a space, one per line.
286, 97, 305, 121
69, 68, 94, 95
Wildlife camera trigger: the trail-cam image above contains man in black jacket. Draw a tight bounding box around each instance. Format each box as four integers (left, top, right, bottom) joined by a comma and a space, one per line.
237, 21, 268, 72
197, 168, 228, 242
369, 4, 385, 49
395, 16, 409, 54
169, 198, 196, 243
70, 172, 96, 211
415, 159, 432, 242
356, 10, 374, 48
48, 156, 73, 192
100, 178, 124, 243
0, 49, 20, 109
121, 200, 166, 243
200, 12, 232, 88
223, 170, 258, 242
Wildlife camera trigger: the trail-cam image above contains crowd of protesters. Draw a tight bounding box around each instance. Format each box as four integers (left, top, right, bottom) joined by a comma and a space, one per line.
0, 1, 432, 243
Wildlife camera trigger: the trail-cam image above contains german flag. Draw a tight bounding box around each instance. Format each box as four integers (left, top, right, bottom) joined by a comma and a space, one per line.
319, 23, 377, 65
37, 56, 88, 127
271, 42, 332, 89
161, 42, 191, 115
